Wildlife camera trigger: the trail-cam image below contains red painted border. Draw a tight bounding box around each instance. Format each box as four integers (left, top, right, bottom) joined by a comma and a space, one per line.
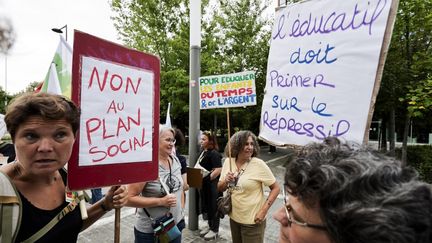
68, 30, 160, 190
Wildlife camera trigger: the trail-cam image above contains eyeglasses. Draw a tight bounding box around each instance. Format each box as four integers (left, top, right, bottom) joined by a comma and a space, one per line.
282, 186, 327, 231
164, 138, 176, 144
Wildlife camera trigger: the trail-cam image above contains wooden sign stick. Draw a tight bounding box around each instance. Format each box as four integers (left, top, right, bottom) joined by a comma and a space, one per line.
114, 208, 120, 243
226, 108, 232, 172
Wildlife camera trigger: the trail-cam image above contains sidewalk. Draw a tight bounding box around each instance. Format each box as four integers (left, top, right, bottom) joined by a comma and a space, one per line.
79, 201, 282, 243
78, 146, 292, 242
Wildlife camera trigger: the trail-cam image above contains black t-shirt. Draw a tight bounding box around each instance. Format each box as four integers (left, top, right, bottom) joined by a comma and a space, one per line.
14, 170, 82, 243
198, 149, 222, 173
15, 192, 83, 243
176, 150, 187, 175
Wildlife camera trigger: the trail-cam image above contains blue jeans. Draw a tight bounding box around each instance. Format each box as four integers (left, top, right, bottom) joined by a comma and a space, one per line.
91, 188, 103, 204
134, 219, 185, 243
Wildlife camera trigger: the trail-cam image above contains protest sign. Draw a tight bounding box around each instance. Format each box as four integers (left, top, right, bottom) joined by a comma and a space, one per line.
259, 0, 397, 146
68, 31, 160, 190
199, 71, 256, 109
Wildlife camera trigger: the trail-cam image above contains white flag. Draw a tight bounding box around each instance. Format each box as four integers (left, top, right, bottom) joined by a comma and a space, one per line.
46, 63, 62, 95
165, 103, 172, 128
42, 35, 72, 98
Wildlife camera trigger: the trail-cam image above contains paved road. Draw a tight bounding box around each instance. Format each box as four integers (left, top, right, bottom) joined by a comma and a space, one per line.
78, 146, 292, 242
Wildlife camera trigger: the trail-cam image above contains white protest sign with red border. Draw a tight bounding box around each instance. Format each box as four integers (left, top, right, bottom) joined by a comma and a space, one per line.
68, 31, 160, 190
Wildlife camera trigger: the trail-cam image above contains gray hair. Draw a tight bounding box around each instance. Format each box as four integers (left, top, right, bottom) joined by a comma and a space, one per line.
159, 125, 174, 138
224, 130, 260, 158
285, 137, 432, 243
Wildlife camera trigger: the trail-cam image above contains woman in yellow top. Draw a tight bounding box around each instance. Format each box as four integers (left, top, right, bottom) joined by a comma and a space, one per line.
217, 130, 280, 243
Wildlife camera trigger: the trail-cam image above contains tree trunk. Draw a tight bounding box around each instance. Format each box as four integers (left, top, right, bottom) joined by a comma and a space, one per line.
213, 113, 217, 133
401, 112, 411, 166
380, 118, 387, 152
388, 108, 396, 156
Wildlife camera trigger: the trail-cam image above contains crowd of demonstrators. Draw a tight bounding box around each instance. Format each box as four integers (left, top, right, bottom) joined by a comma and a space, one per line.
195, 131, 222, 240
174, 128, 189, 210
273, 137, 432, 243
127, 126, 185, 243
7, 93, 429, 243
0, 92, 128, 242
218, 130, 280, 243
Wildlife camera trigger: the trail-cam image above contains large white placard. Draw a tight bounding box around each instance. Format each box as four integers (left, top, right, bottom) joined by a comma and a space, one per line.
79, 56, 154, 166
259, 0, 392, 145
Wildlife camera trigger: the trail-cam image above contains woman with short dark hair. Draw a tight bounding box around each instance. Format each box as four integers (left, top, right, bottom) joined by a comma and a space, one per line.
0, 92, 128, 242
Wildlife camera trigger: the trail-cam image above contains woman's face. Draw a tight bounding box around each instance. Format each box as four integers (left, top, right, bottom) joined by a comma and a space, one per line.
200, 134, 209, 149
238, 135, 254, 160
159, 130, 175, 157
273, 191, 332, 243
14, 116, 75, 176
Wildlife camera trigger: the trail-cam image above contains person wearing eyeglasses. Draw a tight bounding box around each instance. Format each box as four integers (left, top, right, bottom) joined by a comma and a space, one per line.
127, 126, 185, 243
218, 130, 280, 243
195, 131, 222, 240
273, 137, 432, 243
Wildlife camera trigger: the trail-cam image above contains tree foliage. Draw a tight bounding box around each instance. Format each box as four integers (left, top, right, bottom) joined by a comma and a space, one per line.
110, 0, 272, 134
377, 0, 432, 162
402, 77, 432, 117
194, 0, 273, 133
394, 0, 432, 117
111, 0, 191, 129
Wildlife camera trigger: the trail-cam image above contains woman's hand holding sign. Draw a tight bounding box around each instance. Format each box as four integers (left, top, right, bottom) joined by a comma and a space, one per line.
162, 193, 177, 207
103, 185, 129, 210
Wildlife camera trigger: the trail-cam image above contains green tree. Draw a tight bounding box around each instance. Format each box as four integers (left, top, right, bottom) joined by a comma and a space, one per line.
111, 0, 191, 129
378, 0, 432, 163
110, 0, 273, 135
199, 0, 272, 134
0, 87, 9, 114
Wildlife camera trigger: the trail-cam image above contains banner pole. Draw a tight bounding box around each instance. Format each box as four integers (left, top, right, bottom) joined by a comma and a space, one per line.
226, 108, 232, 172
114, 208, 120, 243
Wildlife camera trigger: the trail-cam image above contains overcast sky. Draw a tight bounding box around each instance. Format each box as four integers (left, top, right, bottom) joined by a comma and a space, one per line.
1, 0, 120, 94
1, 0, 277, 94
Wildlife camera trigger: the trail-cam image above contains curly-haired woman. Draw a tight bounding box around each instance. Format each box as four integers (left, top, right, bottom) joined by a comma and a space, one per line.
217, 130, 280, 243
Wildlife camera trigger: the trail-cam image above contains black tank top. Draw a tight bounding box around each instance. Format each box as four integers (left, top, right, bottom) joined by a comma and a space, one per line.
14, 181, 83, 243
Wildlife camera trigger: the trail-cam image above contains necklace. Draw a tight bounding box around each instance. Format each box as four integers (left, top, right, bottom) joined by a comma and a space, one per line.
235, 157, 250, 171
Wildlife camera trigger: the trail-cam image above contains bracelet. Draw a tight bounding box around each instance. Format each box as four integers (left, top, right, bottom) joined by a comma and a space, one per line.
101, 199, 111, 212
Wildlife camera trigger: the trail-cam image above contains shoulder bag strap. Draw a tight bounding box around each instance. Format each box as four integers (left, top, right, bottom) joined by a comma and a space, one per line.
196, 151, 206, 165
21, 194, 83, 243
0, 171, 22, 243
142, 208, 153, 220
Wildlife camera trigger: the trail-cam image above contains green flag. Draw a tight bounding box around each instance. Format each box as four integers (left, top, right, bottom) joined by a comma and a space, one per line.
41, 36, 72, 98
